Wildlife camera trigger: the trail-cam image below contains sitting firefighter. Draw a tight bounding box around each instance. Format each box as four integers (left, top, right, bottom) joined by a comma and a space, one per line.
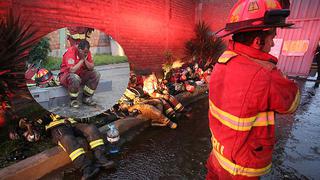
118, 86, 177, 129
43, 113, 115, 180
143, 72, 190, 119
59, 39, 101, 108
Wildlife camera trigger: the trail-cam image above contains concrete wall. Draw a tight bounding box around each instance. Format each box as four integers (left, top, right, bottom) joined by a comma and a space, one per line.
0, 0, 196, 72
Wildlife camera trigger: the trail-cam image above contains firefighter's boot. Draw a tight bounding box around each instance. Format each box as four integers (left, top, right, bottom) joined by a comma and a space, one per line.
81, 165, 100, 180
70, 98, 80, 108
168, 121, 178, 129
82, 95, 96, 106
83, 85, 97, 106
93, 146, 115, 170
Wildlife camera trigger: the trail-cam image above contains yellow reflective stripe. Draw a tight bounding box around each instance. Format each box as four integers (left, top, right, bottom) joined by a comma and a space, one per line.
69, 92, 79, 97
213, 148, 271, 177
83, 85, 95, 95
89, 139, 104, 149
69, 148, 85, 161
252, 112, 274, 126
165, 108, 174, 114
174, 103, 183, 111
286, 89, 301, 114
210, 101, 255, 123
50, 114, 61, 121
45, 120, 65, 130
218, 50, 238, 63
124, 89, 136, 100
67, 118, 77, 124
58, 141, 66, 152
70, 33, 86, 40
209, 100, 274, 131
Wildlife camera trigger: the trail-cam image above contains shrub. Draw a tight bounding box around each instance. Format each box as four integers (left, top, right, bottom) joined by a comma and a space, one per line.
28, 37, 51, 64
185, 21, 226, 69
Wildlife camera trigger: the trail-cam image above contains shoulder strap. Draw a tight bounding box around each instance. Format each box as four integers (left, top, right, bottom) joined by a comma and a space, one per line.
218, 50, 238, 64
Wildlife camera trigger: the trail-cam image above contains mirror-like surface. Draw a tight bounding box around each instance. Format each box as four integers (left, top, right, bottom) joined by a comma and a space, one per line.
26, 27, 129, 118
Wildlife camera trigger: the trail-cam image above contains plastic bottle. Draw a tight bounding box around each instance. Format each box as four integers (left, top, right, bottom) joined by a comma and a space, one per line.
106, 123, 120, 154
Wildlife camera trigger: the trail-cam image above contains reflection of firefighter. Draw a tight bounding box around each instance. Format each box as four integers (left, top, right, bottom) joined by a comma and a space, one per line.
119, 86, 177, 129
59, 40, 101, 108
143, 73, 187, 119
207, 0, 301, 179
43, 113, 115, 179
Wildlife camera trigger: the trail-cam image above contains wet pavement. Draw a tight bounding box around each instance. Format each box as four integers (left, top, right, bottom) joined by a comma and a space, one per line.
43, 79, 320, 180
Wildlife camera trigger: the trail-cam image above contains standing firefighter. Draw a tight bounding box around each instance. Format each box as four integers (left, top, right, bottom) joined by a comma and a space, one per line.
59, 40, 101, 108
207, 0, 300, 179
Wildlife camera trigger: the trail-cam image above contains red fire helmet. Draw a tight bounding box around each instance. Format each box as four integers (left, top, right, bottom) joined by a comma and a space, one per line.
216, 0, 294, 37
35, 68, 53, 85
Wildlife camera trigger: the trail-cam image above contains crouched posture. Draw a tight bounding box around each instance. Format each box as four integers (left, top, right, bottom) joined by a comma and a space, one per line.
119, 87, 177, 129
59, 40, 100, 108
44, 114, 114, 180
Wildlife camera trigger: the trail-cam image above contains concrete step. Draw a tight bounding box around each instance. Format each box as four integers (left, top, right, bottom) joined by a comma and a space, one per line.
28, 80, 112, 109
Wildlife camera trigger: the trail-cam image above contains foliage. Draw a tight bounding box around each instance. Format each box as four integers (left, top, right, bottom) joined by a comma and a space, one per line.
185, 21, 226, 69
162, 50, 183, 79
93, 54, 128, 66
43, 54, 128, 71
28, 37, 50, 64
0, 10, 38, 107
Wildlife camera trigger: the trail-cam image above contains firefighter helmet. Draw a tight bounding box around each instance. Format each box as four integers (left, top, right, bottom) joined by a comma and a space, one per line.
35, 68, 53, 85
217, 0, 294, 37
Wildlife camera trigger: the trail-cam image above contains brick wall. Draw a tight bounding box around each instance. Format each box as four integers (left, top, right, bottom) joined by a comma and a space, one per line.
196, 0, 237, 32
1, 0, 196, 72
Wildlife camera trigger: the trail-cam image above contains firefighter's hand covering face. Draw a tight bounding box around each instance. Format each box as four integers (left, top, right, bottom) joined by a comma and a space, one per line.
78, 47, 89, 60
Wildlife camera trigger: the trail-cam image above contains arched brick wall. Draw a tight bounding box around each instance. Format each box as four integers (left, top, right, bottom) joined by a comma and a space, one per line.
0, 0, 196, 72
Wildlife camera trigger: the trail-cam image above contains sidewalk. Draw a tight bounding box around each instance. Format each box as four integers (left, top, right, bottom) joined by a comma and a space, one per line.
43, 63, 130, 118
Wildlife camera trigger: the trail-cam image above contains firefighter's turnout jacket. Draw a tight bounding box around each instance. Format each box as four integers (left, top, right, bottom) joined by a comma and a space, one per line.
207, 41, 300, 178
119, 87, 174, 127
143, 74, 184, 116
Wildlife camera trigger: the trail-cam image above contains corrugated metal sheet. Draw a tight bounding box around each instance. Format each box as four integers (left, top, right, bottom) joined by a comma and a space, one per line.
276, 0, 320, 76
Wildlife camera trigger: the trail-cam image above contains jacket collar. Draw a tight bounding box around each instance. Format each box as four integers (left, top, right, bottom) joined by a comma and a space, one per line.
228, 40, 278, 64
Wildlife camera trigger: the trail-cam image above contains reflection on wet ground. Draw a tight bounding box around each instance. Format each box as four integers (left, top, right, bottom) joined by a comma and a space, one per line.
44, 80, 320, 179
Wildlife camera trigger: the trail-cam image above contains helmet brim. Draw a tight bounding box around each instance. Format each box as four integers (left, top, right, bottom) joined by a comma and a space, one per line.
216, 23, 294, 38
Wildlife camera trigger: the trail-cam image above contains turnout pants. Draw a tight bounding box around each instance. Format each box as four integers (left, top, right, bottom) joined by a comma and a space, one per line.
50, 123, 106, 170
127, 103, 172, 126
59, 70, 101, 99
151, 95, 184, 118
206, 153, 259, 180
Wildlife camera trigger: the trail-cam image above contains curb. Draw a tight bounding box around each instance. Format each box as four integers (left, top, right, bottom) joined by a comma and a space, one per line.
0, 86, 208, 180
